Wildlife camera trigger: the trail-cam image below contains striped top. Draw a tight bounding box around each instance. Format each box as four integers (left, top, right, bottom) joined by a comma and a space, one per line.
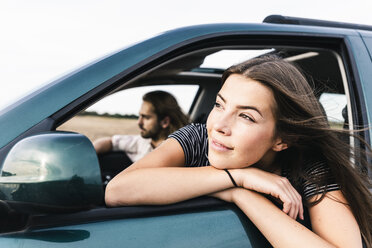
169, 123, 340, 199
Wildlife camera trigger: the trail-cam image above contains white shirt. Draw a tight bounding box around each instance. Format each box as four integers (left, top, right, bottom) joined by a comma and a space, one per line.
111, 135, 153, 162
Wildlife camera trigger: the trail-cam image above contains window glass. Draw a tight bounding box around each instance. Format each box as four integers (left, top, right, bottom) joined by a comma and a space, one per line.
319, 92, 347, 129
201, 49, 274, 69
57, 85, 199, 141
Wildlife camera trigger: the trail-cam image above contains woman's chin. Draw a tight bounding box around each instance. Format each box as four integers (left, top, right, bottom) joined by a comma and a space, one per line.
209, 157, 238, 170
210, 163, 225, 170
209, 156, 254, 170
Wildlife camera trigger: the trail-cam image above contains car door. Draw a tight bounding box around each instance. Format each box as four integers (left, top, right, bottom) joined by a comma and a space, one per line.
0, 204, 269, 248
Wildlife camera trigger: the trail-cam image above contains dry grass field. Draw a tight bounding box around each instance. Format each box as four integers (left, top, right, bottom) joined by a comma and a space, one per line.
57, 116, 140, 142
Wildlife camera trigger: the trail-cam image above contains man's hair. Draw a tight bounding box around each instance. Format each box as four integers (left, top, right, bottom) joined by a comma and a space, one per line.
142, 90, 189, 135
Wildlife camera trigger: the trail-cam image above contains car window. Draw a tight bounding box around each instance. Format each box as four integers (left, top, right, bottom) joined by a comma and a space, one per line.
200, 49, 275, 69
57, 85, 199, 142
319, 92, 348, 129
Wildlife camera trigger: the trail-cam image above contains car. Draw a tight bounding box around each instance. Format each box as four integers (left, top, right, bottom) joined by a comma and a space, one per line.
0, 15, 371, 247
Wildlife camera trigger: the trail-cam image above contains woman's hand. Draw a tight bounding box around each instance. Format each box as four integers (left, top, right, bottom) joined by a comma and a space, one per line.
231, 167, 304, 220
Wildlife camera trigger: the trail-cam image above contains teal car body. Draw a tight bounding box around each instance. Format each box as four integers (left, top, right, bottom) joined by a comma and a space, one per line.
0, 15, 371, 247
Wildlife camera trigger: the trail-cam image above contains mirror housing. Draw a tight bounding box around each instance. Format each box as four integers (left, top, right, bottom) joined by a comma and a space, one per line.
0, 132, 103, 213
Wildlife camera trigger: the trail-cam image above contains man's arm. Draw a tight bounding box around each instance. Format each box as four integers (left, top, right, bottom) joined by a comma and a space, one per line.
93, 137, 113, 154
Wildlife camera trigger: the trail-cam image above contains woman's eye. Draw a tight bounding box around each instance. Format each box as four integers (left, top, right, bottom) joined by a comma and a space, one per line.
214, 102, 222, 108
240, 113, 255, 122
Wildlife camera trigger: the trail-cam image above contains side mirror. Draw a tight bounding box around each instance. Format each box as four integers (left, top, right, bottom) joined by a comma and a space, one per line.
0, 132, 103, 213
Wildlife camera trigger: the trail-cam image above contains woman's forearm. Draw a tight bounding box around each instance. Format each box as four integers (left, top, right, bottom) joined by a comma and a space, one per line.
105, 166, 234, 206
232, 188, 336, 248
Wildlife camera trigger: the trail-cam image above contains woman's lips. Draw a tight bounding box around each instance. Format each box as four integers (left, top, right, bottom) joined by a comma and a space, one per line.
210, 138, 233, 152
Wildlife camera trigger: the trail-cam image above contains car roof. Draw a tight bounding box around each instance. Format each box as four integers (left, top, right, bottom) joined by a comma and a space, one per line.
263, 15, 372, 32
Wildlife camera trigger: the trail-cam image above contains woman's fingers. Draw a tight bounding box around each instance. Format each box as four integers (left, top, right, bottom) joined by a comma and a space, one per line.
279, 186, 296, 218
277, 178, 303, 219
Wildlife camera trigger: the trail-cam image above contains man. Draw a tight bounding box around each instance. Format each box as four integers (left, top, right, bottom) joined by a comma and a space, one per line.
93, 90, 189, 162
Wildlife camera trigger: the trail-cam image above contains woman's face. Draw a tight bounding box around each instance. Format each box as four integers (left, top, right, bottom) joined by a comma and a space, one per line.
206, 74, 285, 169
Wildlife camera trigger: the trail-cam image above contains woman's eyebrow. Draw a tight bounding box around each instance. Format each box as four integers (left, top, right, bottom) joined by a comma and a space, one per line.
217, 93, 263, 117
237, 105, 263, 117
217, 93, 226, 102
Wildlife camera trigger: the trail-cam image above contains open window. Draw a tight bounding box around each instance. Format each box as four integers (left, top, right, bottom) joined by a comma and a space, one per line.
42, 42, 355, 239
57, 85, 199, 142
56, 44, 353, 189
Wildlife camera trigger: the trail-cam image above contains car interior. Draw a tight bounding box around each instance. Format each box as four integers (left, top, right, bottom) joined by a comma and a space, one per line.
58, 45, 350, 189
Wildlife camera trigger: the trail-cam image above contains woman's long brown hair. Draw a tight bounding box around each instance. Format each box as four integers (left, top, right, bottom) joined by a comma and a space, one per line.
222, 55, 372, 247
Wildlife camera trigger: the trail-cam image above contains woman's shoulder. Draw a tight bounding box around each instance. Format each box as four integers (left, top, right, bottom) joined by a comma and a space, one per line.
168, 123, 207, 139
183, 122, 206, 131
168, 123, 209, 167
300, 148, 340, 199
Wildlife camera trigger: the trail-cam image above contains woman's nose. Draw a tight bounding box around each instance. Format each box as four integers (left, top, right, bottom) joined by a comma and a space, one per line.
213, 113, 232, 136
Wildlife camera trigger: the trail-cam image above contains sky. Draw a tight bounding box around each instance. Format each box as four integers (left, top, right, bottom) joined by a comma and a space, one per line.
1, 0, 372, 116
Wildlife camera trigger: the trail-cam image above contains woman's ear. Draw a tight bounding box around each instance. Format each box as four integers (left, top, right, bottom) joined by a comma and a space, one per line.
160, 116, 170, 129
272, 138, 288, 152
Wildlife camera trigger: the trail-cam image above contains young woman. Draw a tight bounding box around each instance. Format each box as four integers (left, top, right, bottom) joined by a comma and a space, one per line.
105, 55, 372, 247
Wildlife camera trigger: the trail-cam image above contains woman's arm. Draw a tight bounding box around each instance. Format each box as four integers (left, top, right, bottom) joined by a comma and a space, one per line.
213, 188, 362, 248
105, 138, 303, 218
308, 190, 362, 247
105, 138, 235, 206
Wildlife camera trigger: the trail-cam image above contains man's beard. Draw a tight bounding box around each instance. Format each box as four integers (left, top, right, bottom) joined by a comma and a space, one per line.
140, 123, 162, 140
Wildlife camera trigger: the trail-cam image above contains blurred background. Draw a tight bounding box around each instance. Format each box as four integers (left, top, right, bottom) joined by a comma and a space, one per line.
1, 0, 371, 112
